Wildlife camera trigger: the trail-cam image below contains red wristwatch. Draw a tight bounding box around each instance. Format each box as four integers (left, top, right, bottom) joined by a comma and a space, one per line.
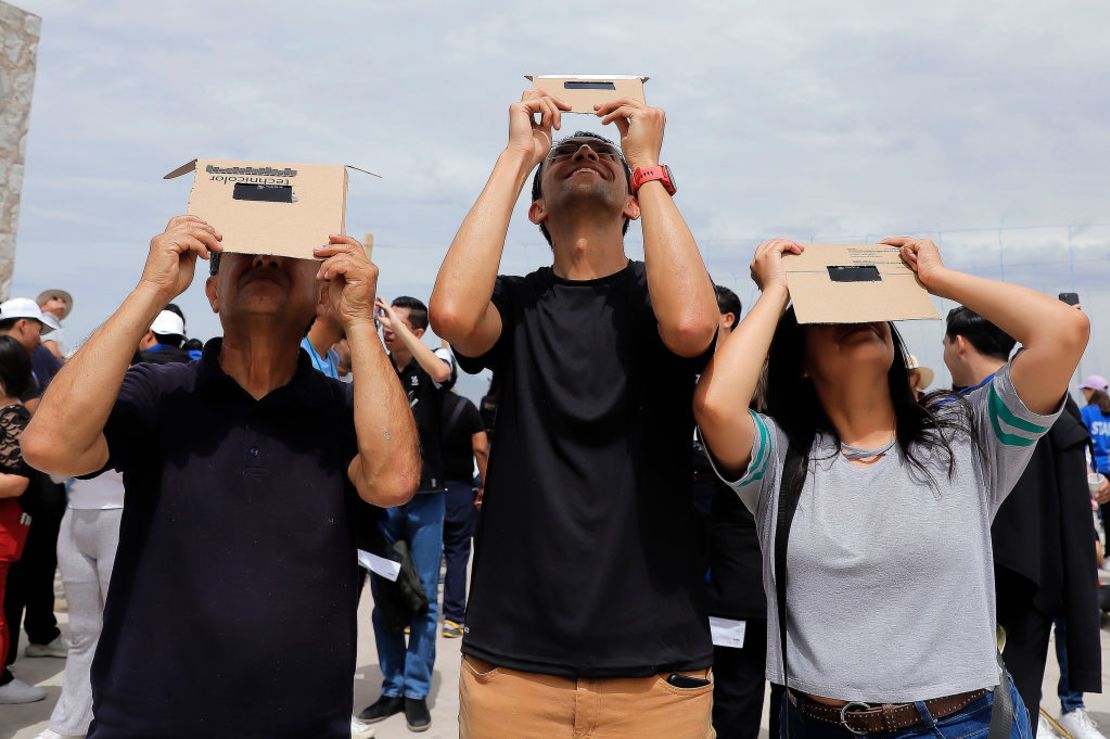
630, 165, 677, 196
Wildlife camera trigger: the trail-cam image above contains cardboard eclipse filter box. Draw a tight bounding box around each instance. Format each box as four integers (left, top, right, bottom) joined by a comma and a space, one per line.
783, 243, 941, 324
164, 159, 370, 260
526, 75, 649, 114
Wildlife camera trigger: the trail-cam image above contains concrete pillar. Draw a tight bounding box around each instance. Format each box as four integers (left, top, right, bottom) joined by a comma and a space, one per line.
0, 2, 41, 301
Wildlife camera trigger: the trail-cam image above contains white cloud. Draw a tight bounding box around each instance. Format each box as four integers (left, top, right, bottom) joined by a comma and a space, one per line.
9, 0, 1110, 397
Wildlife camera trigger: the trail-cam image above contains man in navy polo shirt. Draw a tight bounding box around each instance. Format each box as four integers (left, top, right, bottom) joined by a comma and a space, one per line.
22, 215, 421, 738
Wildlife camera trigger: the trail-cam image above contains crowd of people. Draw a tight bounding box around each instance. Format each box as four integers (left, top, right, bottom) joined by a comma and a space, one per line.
0, 87, 1104, 739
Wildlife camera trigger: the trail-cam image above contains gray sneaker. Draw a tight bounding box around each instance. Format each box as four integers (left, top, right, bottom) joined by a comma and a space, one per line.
25, 635, 70, 658
0, 677, 47, 704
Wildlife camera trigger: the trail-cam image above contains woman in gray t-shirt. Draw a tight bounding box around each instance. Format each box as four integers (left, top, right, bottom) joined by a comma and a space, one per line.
695, 236, 1088, 737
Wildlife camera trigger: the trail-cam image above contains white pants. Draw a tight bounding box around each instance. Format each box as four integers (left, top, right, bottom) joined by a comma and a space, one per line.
49, 507, 121, 736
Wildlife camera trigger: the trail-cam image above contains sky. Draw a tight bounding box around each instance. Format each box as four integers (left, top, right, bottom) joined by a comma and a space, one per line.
9, 0, 1110, 401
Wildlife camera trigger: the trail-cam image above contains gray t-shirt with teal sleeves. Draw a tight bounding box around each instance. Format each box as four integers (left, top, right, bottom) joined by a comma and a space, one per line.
705, 362, 1060, 703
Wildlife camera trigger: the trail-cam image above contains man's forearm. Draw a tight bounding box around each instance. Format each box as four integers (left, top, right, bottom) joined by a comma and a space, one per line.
430, 149, 530, 343
23, 285, 165, 475
638, 182, 718, 357
474, 446, 489, 488
393, 323, 451, 384
347, 319, 421, 506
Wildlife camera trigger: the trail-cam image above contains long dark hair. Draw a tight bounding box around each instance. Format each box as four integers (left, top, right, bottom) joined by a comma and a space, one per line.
765, 307, 973, 481
1089, 389, 1110, 415
0, 335, 31, 400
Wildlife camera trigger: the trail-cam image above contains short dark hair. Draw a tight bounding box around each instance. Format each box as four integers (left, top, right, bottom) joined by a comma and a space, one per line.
530, 131, 633, 247
391, 296, 429, 331
0, 318, 18, 333
945, 306, 1016, 361
153, 332, 184, 348
209, 252, 221, 276
0, 335, 32, 398
714, 285, 741, 324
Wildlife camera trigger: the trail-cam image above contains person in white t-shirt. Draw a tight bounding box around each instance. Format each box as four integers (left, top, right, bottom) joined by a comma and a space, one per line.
33, 471, 124, 739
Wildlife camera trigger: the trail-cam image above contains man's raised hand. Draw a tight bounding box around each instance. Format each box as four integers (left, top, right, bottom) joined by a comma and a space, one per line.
314, 235, 379, 329
139, 216, 222, 301
507, 90, 572, 170
594, 99, 666, 170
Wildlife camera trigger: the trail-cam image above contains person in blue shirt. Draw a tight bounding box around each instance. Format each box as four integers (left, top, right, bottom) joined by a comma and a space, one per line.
301, 313, 343, 380
1079, 375, 1110, 477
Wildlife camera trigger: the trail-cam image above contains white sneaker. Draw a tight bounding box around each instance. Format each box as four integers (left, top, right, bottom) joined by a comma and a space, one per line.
33, 729, 84, 739
1040, 713, 1064, 739
25, 635, 70, 658
1060, 709, 1108, 739
350, 716, 375, 738
0, 677, 47, 703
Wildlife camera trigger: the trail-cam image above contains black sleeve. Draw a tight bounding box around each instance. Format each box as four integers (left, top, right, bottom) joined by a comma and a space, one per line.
102, 364, 163, 474
0, 405, 32, 478
454, 276, 517, 375
460, 398, 484, 437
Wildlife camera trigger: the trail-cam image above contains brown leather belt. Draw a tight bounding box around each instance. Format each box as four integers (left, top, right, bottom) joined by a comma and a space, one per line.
789, 688, 990, 735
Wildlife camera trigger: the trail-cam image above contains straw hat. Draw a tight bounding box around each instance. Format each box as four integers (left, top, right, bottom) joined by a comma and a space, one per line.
36, 289, 74, 320
905, 354, 935, 390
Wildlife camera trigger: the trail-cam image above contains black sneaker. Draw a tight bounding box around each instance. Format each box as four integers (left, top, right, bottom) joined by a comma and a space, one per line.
405, 697, 431, 732
358, 695, 404, 723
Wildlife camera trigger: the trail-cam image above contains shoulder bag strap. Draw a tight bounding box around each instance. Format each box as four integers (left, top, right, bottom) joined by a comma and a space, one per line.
775, 442, 807, 737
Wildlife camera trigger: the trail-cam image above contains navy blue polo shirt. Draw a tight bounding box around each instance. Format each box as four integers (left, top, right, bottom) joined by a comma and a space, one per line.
88, 338, 379, 739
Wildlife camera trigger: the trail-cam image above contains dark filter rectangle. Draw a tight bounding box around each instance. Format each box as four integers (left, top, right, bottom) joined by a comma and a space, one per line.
827, 265, 881, 282
232, 183, 293, 203
563, 81, 617, 90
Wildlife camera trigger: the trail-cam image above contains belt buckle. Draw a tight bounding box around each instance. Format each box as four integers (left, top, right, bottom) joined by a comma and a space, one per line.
839, 701, 873, 736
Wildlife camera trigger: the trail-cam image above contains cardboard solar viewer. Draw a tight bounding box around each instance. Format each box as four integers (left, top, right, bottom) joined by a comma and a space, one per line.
526, 75, 649, 114
164, 159, 375, 260
783, 243, 941, 324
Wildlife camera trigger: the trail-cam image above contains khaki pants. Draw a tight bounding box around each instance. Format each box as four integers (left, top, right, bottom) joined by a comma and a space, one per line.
459, 655, 716, 739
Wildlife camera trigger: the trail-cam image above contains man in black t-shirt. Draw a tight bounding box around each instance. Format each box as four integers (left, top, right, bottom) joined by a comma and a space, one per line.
430, 90, 719, 737
438, 391, 488, 639
21, 217, 420, 738
359, 295, 455, 733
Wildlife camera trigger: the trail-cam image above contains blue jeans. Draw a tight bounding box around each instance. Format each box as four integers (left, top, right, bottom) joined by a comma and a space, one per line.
781, 678, 1032, 739
370, 494, 445, 700
1054, 619, 1086, 714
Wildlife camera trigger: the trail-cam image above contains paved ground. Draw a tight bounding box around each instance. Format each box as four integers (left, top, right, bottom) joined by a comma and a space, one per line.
5, 587, 1110, 738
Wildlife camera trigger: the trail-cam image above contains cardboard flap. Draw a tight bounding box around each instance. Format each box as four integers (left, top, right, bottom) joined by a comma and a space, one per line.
784, 243, 941, 324
526, 75, 648, 113
173, 158, 349, 260
163, 159, 198, 180
346, 164, 382, 178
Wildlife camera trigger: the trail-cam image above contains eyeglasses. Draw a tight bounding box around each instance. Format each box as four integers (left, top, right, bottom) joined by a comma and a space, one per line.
547, 140, 624, 163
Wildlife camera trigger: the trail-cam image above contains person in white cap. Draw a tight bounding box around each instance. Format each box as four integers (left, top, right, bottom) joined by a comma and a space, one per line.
36, 290, 73, 362
0, 298, 53, 374
137, 309, 191, 365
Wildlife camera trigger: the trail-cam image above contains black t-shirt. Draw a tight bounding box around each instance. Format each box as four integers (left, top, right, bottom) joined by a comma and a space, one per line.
455, 260, 713, 677
88, 339, 379, 739
441, 393, 483, 482
394, 352, 453, 493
